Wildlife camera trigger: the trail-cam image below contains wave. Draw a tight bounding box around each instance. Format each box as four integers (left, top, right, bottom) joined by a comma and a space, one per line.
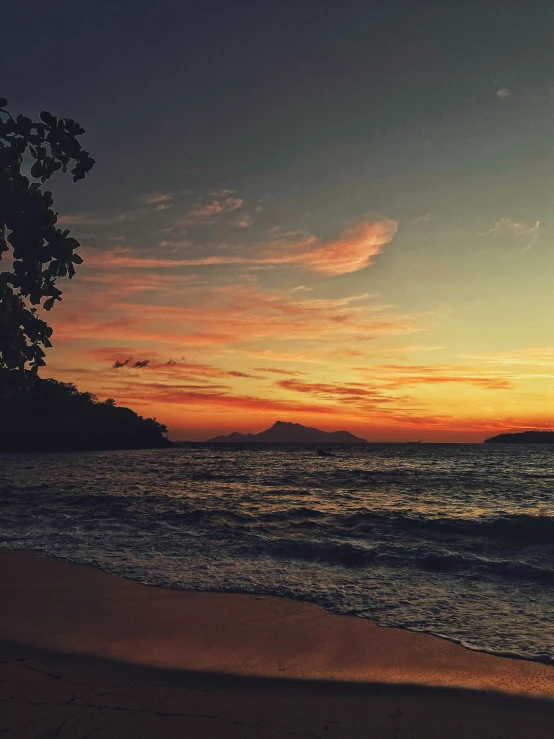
416, 551, 554, 584
251, 537, 376, 567
342, 510, 554, 544
248, 534, 554, 585
6, 482, 554, 548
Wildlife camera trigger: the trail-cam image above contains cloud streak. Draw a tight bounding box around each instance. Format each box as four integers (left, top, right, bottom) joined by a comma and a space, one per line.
84, 213, 397, 276
267, 217, 398, 275
482, 217, 540, 250
178, 194, 244, 227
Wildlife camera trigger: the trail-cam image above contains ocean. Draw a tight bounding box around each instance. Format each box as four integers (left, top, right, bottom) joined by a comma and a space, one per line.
1, 443, 554, 664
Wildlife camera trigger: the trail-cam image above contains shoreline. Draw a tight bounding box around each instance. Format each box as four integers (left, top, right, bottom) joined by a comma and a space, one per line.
3, 544, 553, 670
2, 547, 554, 692
2, 549, 554, 737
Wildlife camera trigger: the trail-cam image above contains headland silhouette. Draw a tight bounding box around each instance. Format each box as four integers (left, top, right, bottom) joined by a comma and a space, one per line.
0, 378, 172, 452
207, 420, 368, 444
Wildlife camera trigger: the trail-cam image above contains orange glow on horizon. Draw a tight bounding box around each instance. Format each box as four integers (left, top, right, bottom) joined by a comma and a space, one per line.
39, 199, 554, 443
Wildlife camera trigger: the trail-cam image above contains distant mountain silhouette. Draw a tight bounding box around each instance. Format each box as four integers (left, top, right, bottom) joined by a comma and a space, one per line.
0, 378, 172, 452
207, 420, 367, 444
484, 430, 554, 444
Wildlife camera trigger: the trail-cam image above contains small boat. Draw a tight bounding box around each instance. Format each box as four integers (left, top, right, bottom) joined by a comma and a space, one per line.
317, 447, 333, 457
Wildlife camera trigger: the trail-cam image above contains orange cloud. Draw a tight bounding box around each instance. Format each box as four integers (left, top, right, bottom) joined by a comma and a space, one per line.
82, 213, 397, 276
364, 365, 513, 389
255, 367, 307, 376
100, 382, 343, 416
279, 378, 394, 403
270, 217, 398, 275
386, 375, 511, 389
48, 277, 420, 350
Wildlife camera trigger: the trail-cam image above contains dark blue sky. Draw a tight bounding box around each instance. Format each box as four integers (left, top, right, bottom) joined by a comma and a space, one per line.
5, 1, 554, 217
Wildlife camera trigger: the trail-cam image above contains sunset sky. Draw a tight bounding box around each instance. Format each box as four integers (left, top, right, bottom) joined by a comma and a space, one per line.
5, 1, 554, 441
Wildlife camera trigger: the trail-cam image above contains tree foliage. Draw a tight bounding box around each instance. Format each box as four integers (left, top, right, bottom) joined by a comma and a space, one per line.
0, 97, 95, 388
0, 378, 172, 451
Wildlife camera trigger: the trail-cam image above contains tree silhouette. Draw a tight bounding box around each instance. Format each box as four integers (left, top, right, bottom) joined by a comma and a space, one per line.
0, 378, 172, 451
0, 98, 95, 393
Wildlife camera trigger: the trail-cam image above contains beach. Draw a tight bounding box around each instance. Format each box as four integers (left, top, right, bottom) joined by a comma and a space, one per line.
2, 550, 554, 738
4, 444, 554, 664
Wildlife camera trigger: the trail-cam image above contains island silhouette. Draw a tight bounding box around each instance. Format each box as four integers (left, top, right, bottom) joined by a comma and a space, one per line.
484, 430, 554, 444
207, 420, 368, 444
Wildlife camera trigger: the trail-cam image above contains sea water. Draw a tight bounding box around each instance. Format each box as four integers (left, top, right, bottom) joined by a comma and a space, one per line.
1, 443, 554, 663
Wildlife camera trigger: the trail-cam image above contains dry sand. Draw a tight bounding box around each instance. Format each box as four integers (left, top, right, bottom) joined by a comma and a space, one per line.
1, 549, 554, 737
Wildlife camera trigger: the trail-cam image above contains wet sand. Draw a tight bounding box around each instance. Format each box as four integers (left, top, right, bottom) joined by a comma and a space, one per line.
1, 549, 554, 737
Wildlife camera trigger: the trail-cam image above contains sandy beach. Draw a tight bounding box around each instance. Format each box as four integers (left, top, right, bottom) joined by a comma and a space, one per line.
1, 549, 554, 738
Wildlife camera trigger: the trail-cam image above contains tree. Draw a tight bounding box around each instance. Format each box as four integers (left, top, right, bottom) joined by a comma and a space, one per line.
0, 377, 172, 451
0, 97, 95, 392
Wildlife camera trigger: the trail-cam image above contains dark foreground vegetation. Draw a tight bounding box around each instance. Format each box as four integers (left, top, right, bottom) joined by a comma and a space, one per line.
0, 98, 95, 389
484, 430, 554, 444
0, 378, 172, 452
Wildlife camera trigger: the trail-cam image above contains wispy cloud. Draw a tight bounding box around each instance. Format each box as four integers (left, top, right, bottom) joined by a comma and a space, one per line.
278, 368, 511, 407
354, 364, 513, 390
232, 214, 253, 229
86, 213, 397, 276
414, 213, 432, 224
140, 192, 174, 204
482, 217, 540, 249
255, 367, 307, 376
56, 197, 173, 227
386, 373, 511, 389
279, 378, 396, 404
83, 248, 253, 269
96, 381, 345, 416
86, 349, 260, 380
268, 216, 397, 275
461, 348, 554, 368
56, 212, 129, 227
49, 271, 422, 353
178, 193, 244, 227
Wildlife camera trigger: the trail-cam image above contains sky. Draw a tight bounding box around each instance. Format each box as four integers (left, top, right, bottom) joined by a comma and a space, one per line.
4, 0, 554, 441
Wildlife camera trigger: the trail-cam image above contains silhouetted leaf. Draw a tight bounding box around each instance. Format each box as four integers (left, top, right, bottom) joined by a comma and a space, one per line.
0, 100, 94, 387
39, 111, 57, 126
